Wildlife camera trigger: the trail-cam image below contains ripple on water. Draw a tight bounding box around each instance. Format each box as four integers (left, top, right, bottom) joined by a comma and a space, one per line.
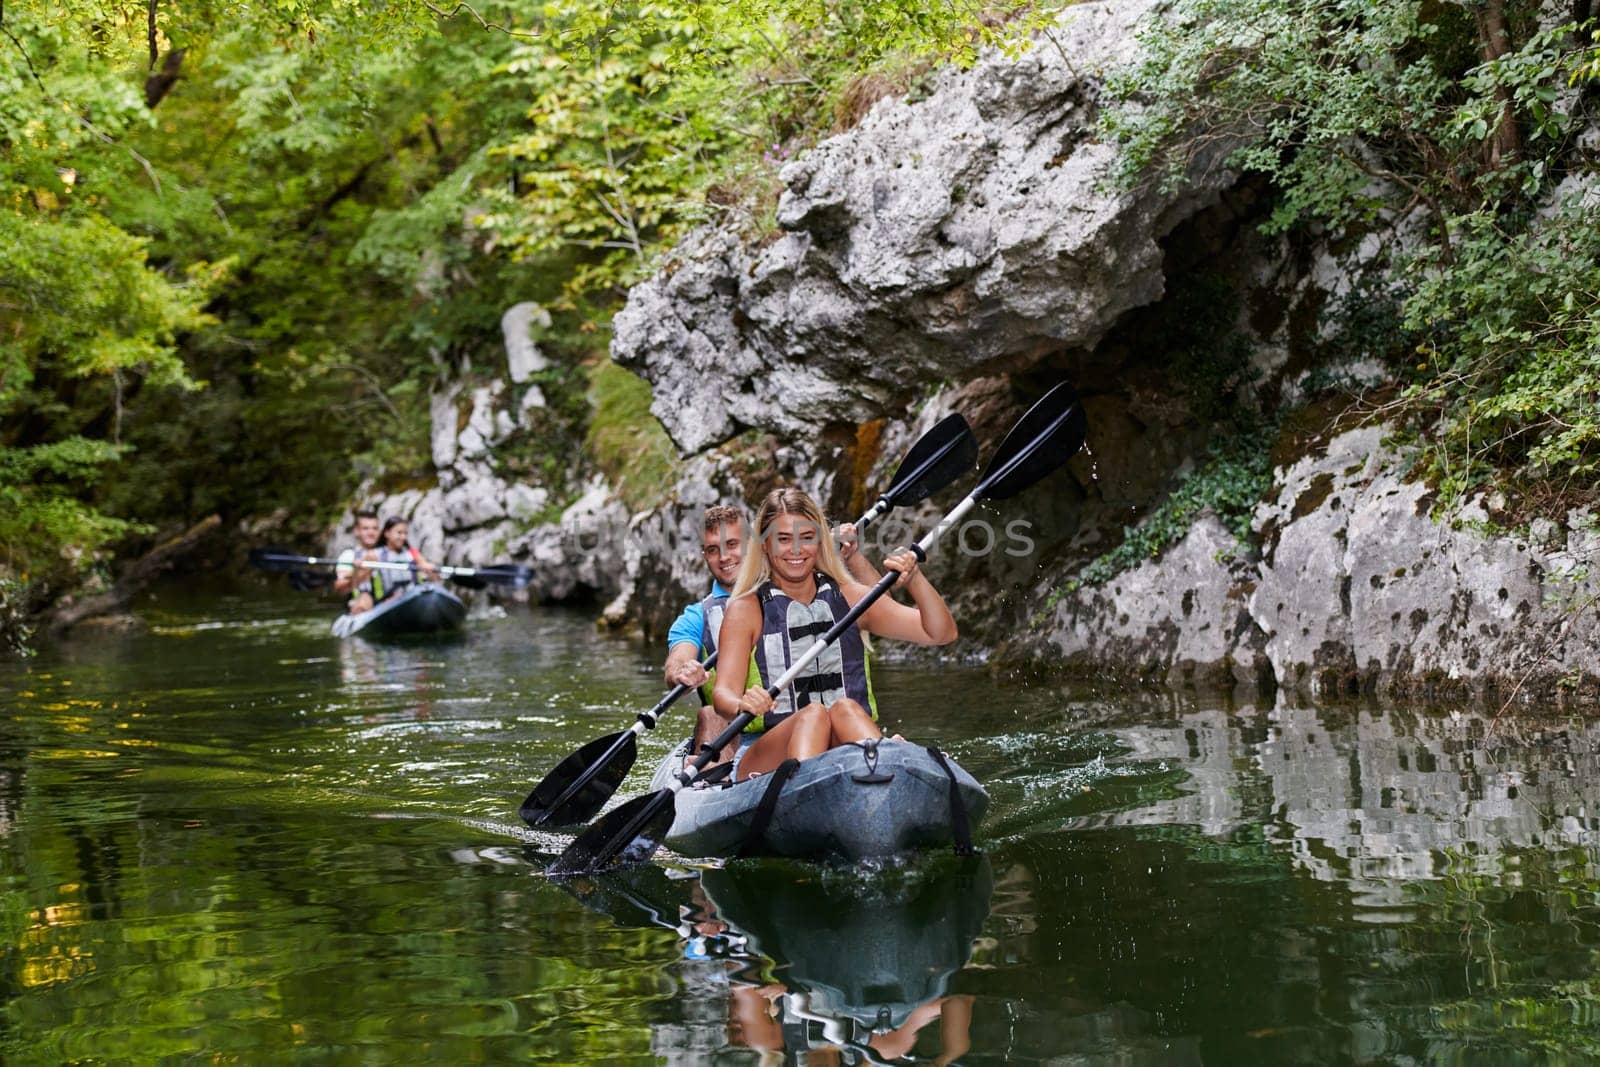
17, 589, 1600, 1063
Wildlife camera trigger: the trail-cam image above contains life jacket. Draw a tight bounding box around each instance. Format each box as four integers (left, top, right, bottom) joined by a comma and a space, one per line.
379, 546, 422, 595
697, 590, 729, 708
746, 573, 876, 732
346, 548, 384, 605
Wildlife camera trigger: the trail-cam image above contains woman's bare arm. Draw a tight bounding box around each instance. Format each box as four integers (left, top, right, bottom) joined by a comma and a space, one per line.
847, 552, 957, 645
712, 595, 764, 717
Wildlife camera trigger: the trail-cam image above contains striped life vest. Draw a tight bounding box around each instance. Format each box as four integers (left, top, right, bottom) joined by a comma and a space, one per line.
697, 591, 729, 707
747, 574, 876, 732
378, 546, 422, 595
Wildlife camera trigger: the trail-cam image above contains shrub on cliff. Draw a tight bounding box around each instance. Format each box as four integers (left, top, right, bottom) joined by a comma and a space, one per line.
1104, 0, 1600, 514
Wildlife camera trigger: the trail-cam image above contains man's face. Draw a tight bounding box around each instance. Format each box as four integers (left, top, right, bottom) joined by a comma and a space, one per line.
702, 521, 743, 587
354, 516, 380, 549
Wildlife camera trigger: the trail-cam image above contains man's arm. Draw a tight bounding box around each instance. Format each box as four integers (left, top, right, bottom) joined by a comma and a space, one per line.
333, 549, 359, 595
663, 601, 707, 687
665, 641, 707, 688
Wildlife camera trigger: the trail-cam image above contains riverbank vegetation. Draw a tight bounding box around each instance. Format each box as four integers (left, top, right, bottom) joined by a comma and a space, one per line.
0, 0, 1048, 642
1105, 0, 1600, 523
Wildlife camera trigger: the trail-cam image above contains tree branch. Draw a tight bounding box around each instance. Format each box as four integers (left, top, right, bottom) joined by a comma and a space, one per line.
420, 0, 540, 40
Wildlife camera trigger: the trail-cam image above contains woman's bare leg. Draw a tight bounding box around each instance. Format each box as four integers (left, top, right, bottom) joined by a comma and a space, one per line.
825, 698, 882, 746
736, 703, 828, 781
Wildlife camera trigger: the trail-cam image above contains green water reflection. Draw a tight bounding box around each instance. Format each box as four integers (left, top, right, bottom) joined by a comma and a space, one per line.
0, 581, 1598, 1063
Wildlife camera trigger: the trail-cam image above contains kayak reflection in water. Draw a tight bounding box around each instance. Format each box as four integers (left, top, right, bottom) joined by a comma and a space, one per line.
713, 487, 958, 783
670, 860, 990, 1065
725, 982, 974, 1065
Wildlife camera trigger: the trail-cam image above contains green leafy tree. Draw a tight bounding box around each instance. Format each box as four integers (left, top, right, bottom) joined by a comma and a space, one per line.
0, 0, 1066, 642
1104, 0, 1600, 512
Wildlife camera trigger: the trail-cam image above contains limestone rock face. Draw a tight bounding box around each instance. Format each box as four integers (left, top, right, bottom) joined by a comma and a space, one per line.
1022, 425, 1600, 702
611, 0, 1236, 455
330, 321, 626, 604
501, 302, 551, 385
1041, 513, 1268, 689
1248, 428, 1600, 698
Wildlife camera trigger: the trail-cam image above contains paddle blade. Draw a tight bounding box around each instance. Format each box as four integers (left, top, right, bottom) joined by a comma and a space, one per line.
471, 564, 536, 589
287, 568, 333, 592
881, 413, 978, 507
521, 730, 638, 828
447, 573, 488, 591
977, 383, 1088, 501
549, 789, 677, 877
249, 546, 307, 573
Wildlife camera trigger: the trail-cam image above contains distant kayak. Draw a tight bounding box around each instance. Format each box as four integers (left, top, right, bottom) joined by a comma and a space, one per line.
646, 739, 989, 862
331, 583, 466, 640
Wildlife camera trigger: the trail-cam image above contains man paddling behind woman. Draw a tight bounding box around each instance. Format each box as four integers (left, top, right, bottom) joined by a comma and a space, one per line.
713, 487, 957, 782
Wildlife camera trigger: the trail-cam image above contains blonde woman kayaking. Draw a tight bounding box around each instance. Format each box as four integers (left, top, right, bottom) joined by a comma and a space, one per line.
712, 486, 958, 782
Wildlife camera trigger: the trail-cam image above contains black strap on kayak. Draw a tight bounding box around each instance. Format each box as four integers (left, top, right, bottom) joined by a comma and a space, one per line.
737, 758, 800, 859
692, 761, 733, 788
925, 746, 974, 856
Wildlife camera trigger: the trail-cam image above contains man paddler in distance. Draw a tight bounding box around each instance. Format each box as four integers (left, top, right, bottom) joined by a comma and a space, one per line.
713, 486, 956, 782
334, 510, 383, 615
663, 502, 879, 773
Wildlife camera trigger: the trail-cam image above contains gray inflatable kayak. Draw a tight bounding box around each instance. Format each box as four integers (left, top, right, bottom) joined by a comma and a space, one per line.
331, 583, 466, 639
646, 739, 988, 862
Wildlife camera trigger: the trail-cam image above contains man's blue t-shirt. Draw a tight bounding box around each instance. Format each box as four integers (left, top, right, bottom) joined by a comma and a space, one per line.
666, 580, 729, 655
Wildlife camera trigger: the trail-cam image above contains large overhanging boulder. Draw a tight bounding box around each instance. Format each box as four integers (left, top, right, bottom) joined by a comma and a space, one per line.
612, 0, 1237, 455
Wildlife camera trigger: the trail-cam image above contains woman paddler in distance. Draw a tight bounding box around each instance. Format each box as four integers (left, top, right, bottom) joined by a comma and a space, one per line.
712, 487, 958, 782
375, 516, 440, 600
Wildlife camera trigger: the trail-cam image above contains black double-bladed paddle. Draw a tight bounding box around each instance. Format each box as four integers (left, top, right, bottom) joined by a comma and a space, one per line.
548, 383, 1088, 876
519, 412, 979, 829
248, 549, 536, 591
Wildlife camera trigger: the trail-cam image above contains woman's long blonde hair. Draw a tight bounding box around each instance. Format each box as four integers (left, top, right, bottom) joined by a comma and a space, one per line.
730, 487, 851, 599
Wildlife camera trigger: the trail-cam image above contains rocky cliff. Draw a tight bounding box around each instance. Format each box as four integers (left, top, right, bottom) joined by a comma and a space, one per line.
365, 0, 1600, 705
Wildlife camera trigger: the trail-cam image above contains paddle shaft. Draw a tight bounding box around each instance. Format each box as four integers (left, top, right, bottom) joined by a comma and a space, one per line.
676, 492, 980, 787
257, 553, 484, 578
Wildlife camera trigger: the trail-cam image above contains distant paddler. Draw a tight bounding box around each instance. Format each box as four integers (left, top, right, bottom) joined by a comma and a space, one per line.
333, 511, 383, 615
374, 516, 440, 596
714, 486, 957, 782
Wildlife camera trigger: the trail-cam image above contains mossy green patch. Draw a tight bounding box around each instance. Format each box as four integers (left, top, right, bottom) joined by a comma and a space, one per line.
585, 362, 682, 514
1060, 421, 1276, 598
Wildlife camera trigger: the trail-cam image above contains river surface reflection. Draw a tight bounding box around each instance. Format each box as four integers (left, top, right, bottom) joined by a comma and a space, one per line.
0, 581, 1597, 1062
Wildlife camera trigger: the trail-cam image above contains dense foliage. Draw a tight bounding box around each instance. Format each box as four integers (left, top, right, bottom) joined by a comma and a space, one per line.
1104, 0, 1600, 517
0, 0, 1051, 630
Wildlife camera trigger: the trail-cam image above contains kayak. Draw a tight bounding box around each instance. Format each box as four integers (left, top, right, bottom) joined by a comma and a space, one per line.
646, 739, 989, 862
330, 583, 466, 639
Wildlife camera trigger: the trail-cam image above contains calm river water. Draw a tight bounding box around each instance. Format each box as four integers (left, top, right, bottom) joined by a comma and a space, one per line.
1, 581, 1598, 1063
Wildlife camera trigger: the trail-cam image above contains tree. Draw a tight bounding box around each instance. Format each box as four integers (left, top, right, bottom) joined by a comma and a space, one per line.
1103, 0, 1600, 510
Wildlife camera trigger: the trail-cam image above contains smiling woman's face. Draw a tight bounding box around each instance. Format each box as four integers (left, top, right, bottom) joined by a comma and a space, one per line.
766, 512, 821, 583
